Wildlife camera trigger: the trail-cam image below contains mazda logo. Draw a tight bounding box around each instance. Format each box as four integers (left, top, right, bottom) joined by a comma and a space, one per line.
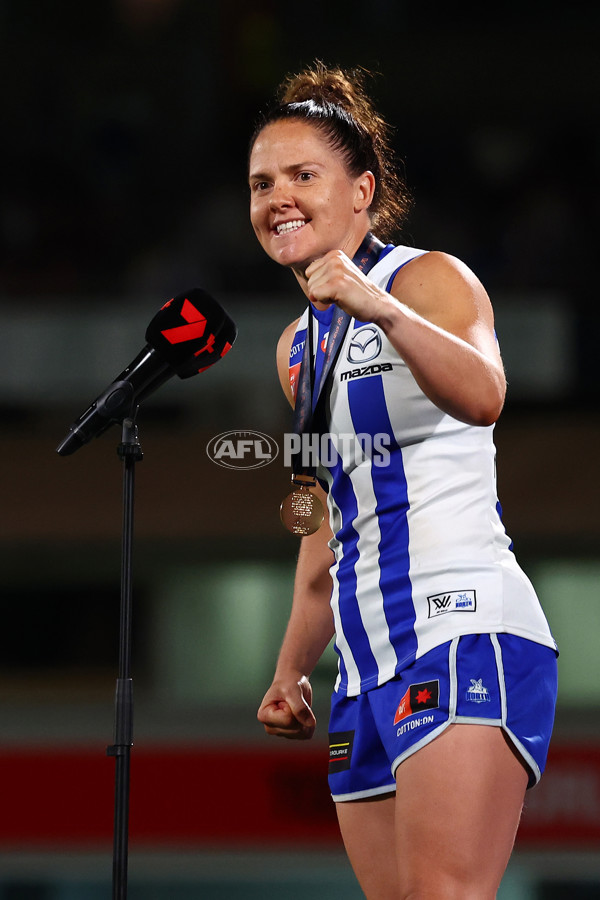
347, 326, 382, 364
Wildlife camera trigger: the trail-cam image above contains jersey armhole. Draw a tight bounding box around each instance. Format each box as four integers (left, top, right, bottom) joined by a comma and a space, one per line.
385, 259, 414, 293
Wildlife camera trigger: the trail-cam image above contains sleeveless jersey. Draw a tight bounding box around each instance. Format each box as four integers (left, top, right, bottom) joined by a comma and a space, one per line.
288, 244, 556, 697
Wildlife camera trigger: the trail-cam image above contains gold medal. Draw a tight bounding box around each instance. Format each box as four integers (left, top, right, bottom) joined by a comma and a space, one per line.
280, 480, 324, 536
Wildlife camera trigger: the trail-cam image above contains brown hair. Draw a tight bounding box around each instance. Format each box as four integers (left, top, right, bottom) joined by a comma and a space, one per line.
249, 61, 412, 241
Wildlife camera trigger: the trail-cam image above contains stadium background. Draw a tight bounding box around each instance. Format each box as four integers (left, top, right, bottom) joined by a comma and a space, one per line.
0, 1, 598, 896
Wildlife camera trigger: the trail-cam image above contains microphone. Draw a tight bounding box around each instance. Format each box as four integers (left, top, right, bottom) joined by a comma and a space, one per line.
56, 288, 237, 456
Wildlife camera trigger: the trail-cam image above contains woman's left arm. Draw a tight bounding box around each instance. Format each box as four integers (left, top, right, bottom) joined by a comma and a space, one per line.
305, 250, 506, 426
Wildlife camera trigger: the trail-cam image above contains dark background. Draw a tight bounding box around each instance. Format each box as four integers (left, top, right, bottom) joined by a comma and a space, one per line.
0, 1, 598, 895
1, 3, 596, 299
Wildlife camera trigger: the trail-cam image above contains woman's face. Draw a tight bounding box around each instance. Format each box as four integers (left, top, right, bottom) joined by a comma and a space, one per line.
249, 119, 371, 272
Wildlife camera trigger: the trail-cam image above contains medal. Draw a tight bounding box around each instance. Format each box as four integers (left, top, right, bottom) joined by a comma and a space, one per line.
280, 232, 386, 536
280, 478, 325, 536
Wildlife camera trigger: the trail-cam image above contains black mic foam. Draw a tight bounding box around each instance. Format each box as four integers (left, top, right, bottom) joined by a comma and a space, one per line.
144, 288, 237, 380
56, 288, 237, 456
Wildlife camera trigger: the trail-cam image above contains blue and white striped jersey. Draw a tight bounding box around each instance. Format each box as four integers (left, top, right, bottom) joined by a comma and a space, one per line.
289, 245, 556, 697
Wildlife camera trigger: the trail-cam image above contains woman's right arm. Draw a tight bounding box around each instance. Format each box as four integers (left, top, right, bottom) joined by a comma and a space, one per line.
257, 316, 335, 740
257, 505, 335, 739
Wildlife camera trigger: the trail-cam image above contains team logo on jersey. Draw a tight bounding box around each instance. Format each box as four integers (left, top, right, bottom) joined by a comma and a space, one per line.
393, 680, 440, 725
347, 326, 382, 363
328, 730, 354, 773
427, 590, 477, 618
466, 678, 491, 703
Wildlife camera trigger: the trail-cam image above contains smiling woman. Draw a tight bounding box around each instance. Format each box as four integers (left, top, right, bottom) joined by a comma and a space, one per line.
249, 62, 558, 900
248, 68, 409, 278
249, 118, 372, 271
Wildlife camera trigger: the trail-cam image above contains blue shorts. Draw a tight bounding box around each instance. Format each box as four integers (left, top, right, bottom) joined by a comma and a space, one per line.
328, 633, 558, 801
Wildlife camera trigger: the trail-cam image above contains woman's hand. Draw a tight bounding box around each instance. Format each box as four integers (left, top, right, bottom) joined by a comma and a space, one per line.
305, 250, 386, 321
257, 673, 316, 740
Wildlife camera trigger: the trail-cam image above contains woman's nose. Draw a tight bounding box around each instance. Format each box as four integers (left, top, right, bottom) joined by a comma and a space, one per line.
269, 181, 294, 210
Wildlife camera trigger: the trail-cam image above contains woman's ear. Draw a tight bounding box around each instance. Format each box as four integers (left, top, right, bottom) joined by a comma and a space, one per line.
354, 171, 376, 212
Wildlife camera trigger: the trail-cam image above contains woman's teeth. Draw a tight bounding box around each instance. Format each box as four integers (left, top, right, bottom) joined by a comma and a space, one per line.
276, 220, 305, 235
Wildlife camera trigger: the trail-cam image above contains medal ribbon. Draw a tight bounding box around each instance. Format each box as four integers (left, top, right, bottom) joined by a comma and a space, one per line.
291, 232, 386, 482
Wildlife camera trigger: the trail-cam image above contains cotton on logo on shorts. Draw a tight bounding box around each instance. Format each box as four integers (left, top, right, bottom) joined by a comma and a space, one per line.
393, 680, 440, 726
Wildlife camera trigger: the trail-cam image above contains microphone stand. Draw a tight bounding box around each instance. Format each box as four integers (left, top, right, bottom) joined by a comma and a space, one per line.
106, 410, 143, 899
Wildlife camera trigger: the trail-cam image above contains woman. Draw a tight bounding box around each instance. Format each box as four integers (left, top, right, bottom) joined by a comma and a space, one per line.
251, 62, 557, 899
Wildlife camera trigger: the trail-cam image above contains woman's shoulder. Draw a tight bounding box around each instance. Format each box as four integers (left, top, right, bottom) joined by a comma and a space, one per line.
374, 245, 480, 288
388, 249, 496, 344
277, 314, 299, 351
392, 250, 487, 295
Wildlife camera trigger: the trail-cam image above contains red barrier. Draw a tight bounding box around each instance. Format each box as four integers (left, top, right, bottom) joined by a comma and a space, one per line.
0, 742, 338, 849
519, 743, 600, 847
0, 741, 597, 849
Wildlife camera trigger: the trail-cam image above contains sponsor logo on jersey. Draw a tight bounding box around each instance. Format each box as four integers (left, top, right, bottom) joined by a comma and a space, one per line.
289, 332, 306, 400
328, 730, 354, 773
340, 361, 394, 382
427, 589, 477, 618
289, 335, 306, 361
466, 678, 491, 703
393, 680, 440, 726
347, 326, 382, 363
206, 430, 279, 469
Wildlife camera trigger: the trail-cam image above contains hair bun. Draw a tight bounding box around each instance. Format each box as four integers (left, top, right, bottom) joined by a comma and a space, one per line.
279, 61, 371, 125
